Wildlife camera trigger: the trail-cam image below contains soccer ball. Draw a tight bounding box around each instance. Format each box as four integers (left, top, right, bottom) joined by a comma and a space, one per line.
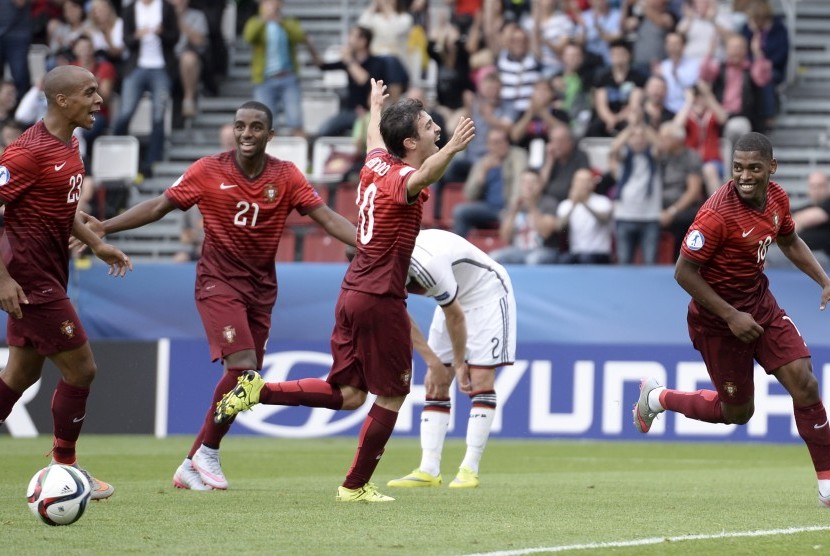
26, 464, 91, 526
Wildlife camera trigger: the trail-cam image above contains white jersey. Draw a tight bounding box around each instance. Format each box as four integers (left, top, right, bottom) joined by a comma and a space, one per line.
408, 229, 510, 310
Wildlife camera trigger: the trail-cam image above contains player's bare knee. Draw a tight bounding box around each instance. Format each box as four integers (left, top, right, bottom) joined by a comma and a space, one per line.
339, 387, 367, 410
63, 362, 97, 388
723, 403, 754, 425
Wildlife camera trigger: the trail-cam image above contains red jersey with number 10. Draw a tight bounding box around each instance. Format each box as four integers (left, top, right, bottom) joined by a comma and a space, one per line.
342, 148, 427, 298
680, 180, 794, 329
165, 151, 324, 305
0, 121, 85, 303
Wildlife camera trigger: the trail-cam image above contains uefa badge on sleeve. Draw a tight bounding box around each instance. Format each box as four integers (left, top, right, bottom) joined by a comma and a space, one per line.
685, 230, 705, 251
0, 165, 10, 186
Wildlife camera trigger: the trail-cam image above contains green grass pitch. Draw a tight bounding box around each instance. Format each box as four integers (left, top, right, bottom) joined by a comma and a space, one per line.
1, 436, 829, 555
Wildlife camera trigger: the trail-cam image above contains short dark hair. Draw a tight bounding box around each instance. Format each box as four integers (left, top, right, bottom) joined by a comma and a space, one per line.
608, 38, 631, 52
354, 26, 372, 47
237, 100, 273, 130
379, 98, 424, 159
734, 132, 773, 161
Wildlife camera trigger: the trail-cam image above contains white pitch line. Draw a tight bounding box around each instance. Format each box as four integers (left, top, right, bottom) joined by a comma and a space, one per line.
462, 525, 830, 556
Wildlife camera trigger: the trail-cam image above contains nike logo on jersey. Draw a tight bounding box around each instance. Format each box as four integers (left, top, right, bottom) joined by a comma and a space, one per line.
54, 161, 67, 171
741, 227, 755, 238
815, 419, 829, 429
219, 183, 238, 190
73, 415, 86, 423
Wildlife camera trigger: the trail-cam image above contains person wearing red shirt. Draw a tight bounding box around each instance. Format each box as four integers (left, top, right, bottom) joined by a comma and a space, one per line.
634, 132, 830, 508
0, 65, 132, 500
214, 79, 475, 502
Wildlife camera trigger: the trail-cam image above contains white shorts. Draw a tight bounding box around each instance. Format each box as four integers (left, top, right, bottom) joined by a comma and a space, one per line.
427, 285, 516, 368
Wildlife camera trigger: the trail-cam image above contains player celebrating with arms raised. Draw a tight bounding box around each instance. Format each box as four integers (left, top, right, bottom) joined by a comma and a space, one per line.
215, 79, 475, 502
634, 132, 830, 507
0, 66, 132, 499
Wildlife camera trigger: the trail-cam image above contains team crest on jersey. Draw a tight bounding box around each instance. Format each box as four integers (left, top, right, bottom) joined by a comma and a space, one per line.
60, 320, 76, 339
773, 212, 779, 230
0, 165, 9, 186
263, 184, 278, 203
724, 381, 737, 398
400, 369, 412, 387
223, 325, 236, 344
685, 229, 705, 251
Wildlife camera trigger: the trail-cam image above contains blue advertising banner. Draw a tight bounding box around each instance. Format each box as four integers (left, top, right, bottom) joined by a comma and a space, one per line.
165, 339, 830, 443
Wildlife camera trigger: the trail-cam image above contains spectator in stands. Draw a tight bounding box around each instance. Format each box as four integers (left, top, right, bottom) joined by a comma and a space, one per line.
540, 123, 591, 203
585, 38, 646, 138
450, 0, 482, 36
674, 81, 727, 196
551, 42, 593, 138
656, 31, 701, 115
47, 0, 91, 64
677, 0, 734, 61
698, 32, 770, 142
0, 80, 18, 125
70, 35, 116, 160
657, 120, 704, 259
741, 0, 788, 124
792, 170, 830, 263
609, 121, 662, 264
243, 0, 320, 138
509, 79, 568, 150
172, 207, 204, 262
219, 122, 235, 152
490, 168, 561, 264
314, 25, 386, 138
0, 119, 24, 153
88, 0, 125, 64
112, 0, 180, 176
528, 0, 578, 78
626, 0, 677, 74
427, 10, 474, 131
576, 0, 623, 68
170, 0, 208, 119
556, 168, 614, 264
190, 0, 229, 96
637, 74, 675, 130
496, 25, 543, 115
0, 0, 33, 101
357, 0, 413, 103
453, 127, 528, 238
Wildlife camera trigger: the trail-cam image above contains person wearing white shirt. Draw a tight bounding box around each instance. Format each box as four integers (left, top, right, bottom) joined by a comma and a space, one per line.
556, 169, 614, 264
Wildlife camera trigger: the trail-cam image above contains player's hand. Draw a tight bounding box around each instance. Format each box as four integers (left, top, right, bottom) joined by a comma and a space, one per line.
424, 363, 453, 398
819, 283, 830, 311
0, 275, 28, 319
90, 243, 133, 278
725, 310, 764, 343
446, 118, 475, 155
455, 362, 472, 394
70, 212, 106, 253
369, 78, 388, 109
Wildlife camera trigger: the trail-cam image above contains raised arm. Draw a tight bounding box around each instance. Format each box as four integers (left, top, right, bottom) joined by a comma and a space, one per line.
365, 78, 389, 154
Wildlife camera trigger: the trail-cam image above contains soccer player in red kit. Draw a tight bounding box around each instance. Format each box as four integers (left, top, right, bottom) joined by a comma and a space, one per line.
80, 101, 357, 491
633, 132, 830, 507
0, 66, 133, 500
214, 79, 476, 501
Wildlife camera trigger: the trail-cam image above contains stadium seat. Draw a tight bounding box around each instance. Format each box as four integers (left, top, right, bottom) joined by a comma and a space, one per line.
301, 231, 349, 262
467, 229, 507, 254
321, 45, 348, 90
439, 182, 466, 228
27, 44, 49, 86
92, 136, 141, 182
420, 191, 440, 228
301, 92, 341, 137
333, 183, 359, 223
310, 136, 358, 183
265, 136, 309, 173
276, 228, 297, 262
657, 231, 677, 265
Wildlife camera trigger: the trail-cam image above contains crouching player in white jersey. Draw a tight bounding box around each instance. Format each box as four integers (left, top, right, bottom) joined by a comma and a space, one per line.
387, 228, 517, 489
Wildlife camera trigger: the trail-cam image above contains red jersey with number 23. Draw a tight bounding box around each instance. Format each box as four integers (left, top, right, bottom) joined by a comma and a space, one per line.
680, 180, 794, 332
0, 121, 85, 303
342, 148, 427, 298
165, 151, 324, 306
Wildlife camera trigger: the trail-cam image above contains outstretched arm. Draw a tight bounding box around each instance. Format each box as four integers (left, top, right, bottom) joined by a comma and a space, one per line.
365, 78, 389, 154
777, 232, 830, 310
102, 194, 179, 235
308, 204, 357, 247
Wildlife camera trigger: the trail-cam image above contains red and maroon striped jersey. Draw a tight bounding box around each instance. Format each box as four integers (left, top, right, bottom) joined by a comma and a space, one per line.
342, 148, 426, 298
165, 151, 324, 305
681, 180, 794, 314
0, 121, 85, 303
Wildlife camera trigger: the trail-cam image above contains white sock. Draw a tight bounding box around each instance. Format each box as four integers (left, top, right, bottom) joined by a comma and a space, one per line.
419, 407, 450, 477
460, 395, 496, 474
648, 387, 666, 413
197, 444, 219, 457
819, 479, 830, 498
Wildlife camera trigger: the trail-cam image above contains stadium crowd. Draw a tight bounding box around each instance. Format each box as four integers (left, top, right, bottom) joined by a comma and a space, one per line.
0, 0, 816, 265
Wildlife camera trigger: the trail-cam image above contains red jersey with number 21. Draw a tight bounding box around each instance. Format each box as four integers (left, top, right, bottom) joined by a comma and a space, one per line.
342, 148, 427, 298
0, 121, 85, 303
680, 180, 794, 330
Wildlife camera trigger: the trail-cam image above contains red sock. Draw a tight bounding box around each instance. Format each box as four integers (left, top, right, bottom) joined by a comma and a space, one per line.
794, 401, 830, 477
0, 377, 22, 422
188, 370, 245, 456
342, 404, 398, 489
259, 379, 343, 409
51, 380, 90, 464
660, 389, 725, 424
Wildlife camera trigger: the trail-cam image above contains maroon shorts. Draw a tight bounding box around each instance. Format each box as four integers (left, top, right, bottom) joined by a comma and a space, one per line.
689, 300, 810, 405
6, 298, 88, 356
195, 282, 272, 369
328, 289, 412, 397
